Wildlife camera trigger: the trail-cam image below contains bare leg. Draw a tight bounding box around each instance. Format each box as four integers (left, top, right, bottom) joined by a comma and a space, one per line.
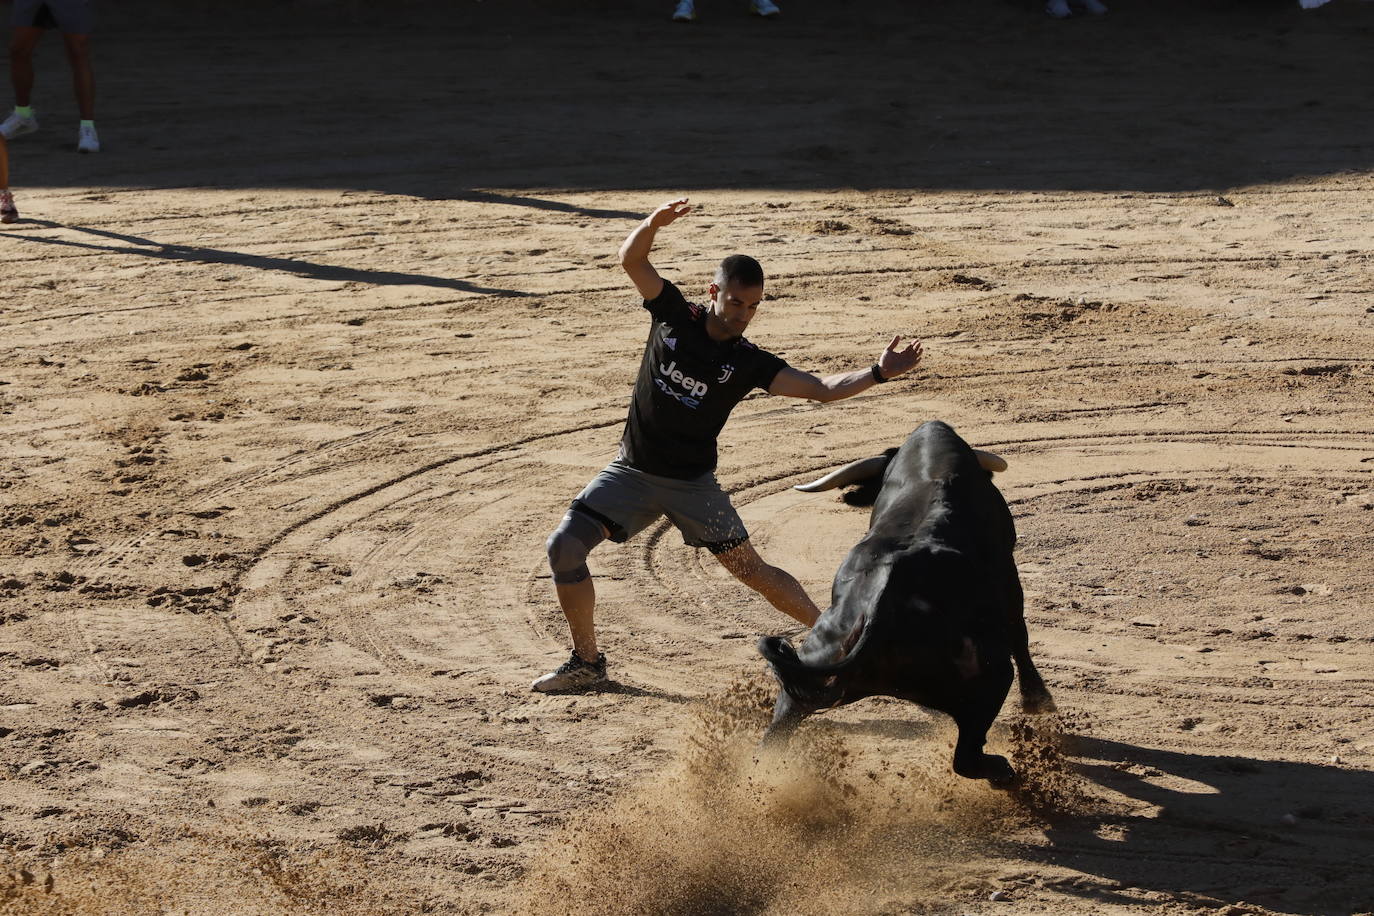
10, 27, 42, 108
546, 509, 610, 663
1, 136, 16, 223
554, 577, 600, 662
715, 540, 820, 627
61, 33, 95, 120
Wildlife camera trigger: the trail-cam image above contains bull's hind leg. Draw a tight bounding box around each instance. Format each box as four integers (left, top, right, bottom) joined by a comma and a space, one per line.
1015, 654, 1056, 714
1007, 573, 1056, 714
950, 663, 1016, 788
760, 689, 808, 750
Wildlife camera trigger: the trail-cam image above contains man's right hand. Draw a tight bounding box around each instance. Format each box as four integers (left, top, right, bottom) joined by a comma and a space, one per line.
647, 197, 692, 228
620, 198, 694, 300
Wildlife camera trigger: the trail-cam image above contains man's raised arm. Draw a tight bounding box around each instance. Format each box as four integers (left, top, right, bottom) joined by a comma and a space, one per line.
769, 335, 924, 403
618, 197, 693, 301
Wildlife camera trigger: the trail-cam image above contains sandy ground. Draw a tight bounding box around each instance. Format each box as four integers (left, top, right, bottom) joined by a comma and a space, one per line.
2, 1, 1373, 913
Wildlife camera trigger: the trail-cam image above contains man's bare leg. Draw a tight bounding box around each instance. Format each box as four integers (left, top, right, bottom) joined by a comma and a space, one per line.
715, 541, 820, 626
61, 33, 94, 119
554, 577, 600, 662
0, 135, 15, 224
9, 27, 42, 108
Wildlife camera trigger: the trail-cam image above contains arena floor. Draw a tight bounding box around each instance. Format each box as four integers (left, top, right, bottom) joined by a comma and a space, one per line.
2, 1, 1372, 913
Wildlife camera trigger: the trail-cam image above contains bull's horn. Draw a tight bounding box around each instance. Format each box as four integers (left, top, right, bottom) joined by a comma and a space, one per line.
974, 449, 1008, 473
794, 455, 889, 492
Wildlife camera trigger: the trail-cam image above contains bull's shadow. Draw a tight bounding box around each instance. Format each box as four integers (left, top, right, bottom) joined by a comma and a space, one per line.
1026, 734, 1374, 915
12, 0, 1373, 197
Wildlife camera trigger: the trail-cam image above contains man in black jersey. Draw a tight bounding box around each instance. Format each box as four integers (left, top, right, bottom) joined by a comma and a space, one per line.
534, 197, 923, 692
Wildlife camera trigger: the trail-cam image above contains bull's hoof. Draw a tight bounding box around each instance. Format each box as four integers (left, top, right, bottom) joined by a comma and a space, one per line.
954, 753, 1017, 787
1020, 688, 1057, 715
986, 759, 1020, 791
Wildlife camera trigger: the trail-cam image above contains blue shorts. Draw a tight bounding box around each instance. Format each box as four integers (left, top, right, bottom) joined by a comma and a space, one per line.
571, 459, 749, 554
12, 0, 96, 33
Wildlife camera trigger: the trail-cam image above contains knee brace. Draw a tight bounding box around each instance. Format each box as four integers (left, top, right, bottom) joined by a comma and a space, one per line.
546, 508, 606, 585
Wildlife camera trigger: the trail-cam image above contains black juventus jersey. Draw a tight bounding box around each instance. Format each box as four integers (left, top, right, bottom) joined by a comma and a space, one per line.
619, 280, 788, 479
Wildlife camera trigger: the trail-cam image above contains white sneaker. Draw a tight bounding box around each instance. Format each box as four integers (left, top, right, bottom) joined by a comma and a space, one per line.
0, 189, 18, 224
531, 650, 608, 693
1046, 0, 1072, 16
77, 123, 100, 153
672, 0, 696, 21
750, 0, 781, 16
0, 110, 38, 139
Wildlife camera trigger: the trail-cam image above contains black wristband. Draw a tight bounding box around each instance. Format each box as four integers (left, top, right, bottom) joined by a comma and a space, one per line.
870, 363, 888, 384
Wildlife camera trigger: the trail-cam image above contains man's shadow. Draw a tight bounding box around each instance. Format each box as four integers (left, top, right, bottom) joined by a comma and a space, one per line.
450, 190, 641, 221
5, 220, 527, 297
1021, 734, 1374, 916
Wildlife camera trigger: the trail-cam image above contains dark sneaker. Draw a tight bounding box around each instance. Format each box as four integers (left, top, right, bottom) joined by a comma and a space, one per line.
531, 650, 607, 693
0, 189, 17, 224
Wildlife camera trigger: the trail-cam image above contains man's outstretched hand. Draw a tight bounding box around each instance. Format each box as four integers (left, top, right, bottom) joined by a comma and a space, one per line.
647, 197, 692, 228
877, 335, 924, 380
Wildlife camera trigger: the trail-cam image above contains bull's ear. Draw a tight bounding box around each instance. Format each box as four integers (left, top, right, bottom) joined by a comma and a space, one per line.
842, 479, 883, 507
839, 448, 897, 506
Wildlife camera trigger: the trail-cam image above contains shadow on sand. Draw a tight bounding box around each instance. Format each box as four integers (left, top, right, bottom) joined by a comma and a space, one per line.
7, 0, 1371, 198
1027, 734, 1374, 915
5, 220, 526, 296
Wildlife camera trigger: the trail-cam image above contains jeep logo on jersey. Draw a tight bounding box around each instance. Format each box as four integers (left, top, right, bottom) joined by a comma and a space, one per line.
658, 359, 709, 399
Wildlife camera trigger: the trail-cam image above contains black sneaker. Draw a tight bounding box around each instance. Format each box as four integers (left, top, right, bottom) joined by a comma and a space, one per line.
531, 650, 607, 693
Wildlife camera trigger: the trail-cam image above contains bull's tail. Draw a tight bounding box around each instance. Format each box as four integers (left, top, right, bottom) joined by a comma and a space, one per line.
758, 622, 874, 708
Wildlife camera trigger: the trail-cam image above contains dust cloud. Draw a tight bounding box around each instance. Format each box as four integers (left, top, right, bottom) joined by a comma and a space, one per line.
523, 677, 1093, 915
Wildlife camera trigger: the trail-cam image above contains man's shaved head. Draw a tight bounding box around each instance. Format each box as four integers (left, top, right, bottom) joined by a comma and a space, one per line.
715, 254, 764, 289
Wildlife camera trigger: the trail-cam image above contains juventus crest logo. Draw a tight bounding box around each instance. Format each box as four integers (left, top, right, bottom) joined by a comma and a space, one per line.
717, 364, 735, 384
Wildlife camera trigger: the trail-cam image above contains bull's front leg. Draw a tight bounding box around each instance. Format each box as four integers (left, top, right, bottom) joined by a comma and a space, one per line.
951, 662, 1017, 788
952, 737, 1016, 788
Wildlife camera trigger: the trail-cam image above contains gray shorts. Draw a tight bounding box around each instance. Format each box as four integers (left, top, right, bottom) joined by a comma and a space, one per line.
571, 459, 749, 554
12, 0, 96, 33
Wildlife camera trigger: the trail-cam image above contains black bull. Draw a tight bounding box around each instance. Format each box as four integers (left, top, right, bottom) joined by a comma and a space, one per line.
758, 421, 1055, 786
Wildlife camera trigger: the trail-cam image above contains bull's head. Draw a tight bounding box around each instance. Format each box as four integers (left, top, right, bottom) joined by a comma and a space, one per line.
794, 446, 1008, 507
